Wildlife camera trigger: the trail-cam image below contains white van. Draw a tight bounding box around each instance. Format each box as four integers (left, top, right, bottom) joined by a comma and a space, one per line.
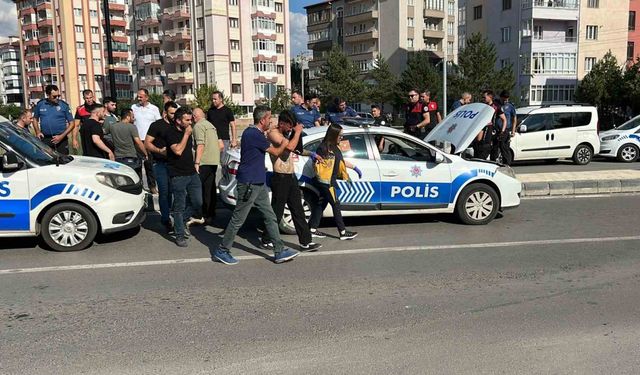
511, 105, 600, 165
0, 117, 146, 251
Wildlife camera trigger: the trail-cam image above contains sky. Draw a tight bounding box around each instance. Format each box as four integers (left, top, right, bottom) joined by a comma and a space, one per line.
0, 0, 18, 38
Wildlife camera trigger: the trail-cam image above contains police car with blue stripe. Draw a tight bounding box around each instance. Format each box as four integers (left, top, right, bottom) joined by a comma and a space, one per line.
598, 115, 640, 163
219, 103, 521, 234
0, 116, 146, 251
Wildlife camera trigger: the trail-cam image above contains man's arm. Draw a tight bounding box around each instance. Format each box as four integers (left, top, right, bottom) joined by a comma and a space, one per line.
169, 127, 193, 156
134, 137, 148, 158
512, 113, 518, 136
52, 120, 76, 144
500, 113, 508, 133
418, 112, 430, 128
266, 137, 288, 157
437, 112, 443, 123
284, 124, 303, 152
32, 116, 43, 138
194, 144, 205, 173
91, 134, 115, 160
144, 135, 166, 156
230, 120, 237, 147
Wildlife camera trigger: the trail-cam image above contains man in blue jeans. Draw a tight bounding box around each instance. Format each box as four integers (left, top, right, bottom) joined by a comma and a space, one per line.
165, 107, 203, 247
213, 105, 299, 265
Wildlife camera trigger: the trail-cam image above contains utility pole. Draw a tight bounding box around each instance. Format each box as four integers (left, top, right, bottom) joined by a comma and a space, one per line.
442, 1, 447, 116
102, 0, 117, 99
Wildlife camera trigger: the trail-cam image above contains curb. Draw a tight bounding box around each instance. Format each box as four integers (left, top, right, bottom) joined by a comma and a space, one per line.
521, 178, 640, 197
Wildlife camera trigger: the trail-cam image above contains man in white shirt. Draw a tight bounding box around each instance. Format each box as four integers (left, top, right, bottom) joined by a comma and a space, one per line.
132, 88, 162, 193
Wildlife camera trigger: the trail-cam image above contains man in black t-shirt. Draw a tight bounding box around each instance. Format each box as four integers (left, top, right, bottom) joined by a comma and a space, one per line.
165, 107, 203, 248
73, 89, 97, 153
81, 104, 114, 160
144, 101, 178, 231
206, 90, 236, 154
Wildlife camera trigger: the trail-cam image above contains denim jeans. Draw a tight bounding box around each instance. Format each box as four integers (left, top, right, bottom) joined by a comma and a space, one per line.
170, 173, 203, 240
153, 161, 172, 225
221, 183, 283, 254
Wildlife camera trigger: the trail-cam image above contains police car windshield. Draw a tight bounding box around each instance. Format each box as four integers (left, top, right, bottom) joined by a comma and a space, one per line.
616, 116, 640, 131
0, 121, 57, 165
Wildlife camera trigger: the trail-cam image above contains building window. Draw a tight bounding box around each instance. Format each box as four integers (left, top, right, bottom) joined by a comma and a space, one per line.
585, 57, 596, 72
448, 1, 455, 15
587, 0, 599, 8
521, 19, 532, 37
230, 40, 240, 50
586, 25, 598, 40
529, 85, 575, 103
78, 58, 86, 65
92, 43, 100, 50
448, 21, 454, 35
473, 5, 482, 20
276, 23, 283, 33
74, 25, 83, 33
534, 25, 543, 40
229, 18, 239, 28
197, 17, 204, 28
532, 52, 576, 74
93, 58, 101, 65
90, 10, 98, 17
628, 42, 635, 61
501, 27, 511, 43
500, 58, 510, 68
407, 17, 414, 27
275, 2, 283, 12
277, 65, 284, 74
630, 11, 636, 31
276, 44, 284, 53
229, 0, 238, 5
197, 40, 205, 50
198, 62, 206, 71
91, 27, 99, 34
76, 41, 85, 49
232, 84, 241, 94
73, 8, 81, 16
407, 38, 414, 48
503, 0, 511, 10
231, 62, 241, 72
408, 0, 414, 5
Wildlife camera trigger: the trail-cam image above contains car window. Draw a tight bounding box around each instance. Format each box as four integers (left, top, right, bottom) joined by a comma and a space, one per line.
616, 116, 640, 131
378, 135, 433, 162
339, 133, 370, 159
552, 113, 573, 129
520, 113, 550, 133
303, 139, 321, 154
572, 112, 592, 127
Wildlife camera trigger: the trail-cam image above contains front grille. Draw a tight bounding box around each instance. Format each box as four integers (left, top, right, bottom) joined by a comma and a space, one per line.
118, 180, 143, 195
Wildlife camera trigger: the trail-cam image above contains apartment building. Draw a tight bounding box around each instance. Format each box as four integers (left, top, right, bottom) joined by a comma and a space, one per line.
460, 0, 628, 105
132, 0, 290, 111
13, 0, 133, 107
628, 0, 640, 64
305, 0, 458, 90
0, 37, 24, 107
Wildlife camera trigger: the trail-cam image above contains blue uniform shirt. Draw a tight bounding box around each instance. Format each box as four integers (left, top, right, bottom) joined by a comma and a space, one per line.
237, 126, 270, 185
33, 99, 73, 136
293, 104, 320, 128
326, 106, 358, 125
450, 100, 463, 111
502, 102, 516, 131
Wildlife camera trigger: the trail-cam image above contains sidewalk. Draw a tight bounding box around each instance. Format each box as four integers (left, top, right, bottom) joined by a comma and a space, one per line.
518, 169, 640, 197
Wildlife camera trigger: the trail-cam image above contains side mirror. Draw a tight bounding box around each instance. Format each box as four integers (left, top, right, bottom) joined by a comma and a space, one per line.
519, 124, 527, 133
434, 152, 445, 164
1, 152, 23, 172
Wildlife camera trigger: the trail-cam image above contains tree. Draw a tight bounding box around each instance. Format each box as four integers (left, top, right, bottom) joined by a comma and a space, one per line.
148, 93, 165, 112
317, 46, 368, 104
575, 51, 625, 129
268, 87, 292, 114
0, 104, 22, 121
451, 33, 515, 102
368, 55, 398, 108
193, 84, 243, 116
622, 58, 640, 118
397, 51, 442, 104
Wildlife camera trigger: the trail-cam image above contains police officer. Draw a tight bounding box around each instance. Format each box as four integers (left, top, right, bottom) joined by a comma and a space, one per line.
404, 89, 429, 138
291, 90, 321, 128
32, 84, 75, 155
495, 90, 517, 165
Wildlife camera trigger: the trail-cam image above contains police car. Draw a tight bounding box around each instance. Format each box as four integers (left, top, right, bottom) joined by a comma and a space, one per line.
598, 115, 640, 162
0, 117, 146, 251
219, 103, 521, 234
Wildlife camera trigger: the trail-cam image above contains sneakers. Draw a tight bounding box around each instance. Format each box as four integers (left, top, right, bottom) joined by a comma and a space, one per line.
300, 242, 322, 252
310, 229, 327, 238
260, 239, 274, 250
186, 216, 205, 226
175, 237, 188, 248
213, 248, 239, 265
339, 230, 358, 240
163, 221, 174, 235
273, 248, 300, 264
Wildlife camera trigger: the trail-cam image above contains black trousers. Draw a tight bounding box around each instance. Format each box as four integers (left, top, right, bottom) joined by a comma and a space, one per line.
143, 152, 156, 189
268, 173, 312, 245
309, 181, 346, 233
490, 133, 513, 165
199, 164, 218, 219
42, 136, 69, 155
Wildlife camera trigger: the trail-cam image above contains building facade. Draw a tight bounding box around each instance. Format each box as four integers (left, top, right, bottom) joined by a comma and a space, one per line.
13, 0, 133, 107
305, 0, 458, 92
132, 0, 291, 110
0, 37, 24, 107
460, 0, 629, 105
628, 0, 640, 64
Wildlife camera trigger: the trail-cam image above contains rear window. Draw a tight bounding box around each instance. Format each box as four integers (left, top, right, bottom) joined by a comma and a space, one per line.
572, 112, 592, 127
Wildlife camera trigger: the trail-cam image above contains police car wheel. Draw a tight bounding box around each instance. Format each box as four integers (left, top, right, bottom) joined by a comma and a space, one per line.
617, 144, 639, 163
572, 144, 593, 165
456, 184, 499, 225
41, 203, 98, 252
279, 190, 313, 235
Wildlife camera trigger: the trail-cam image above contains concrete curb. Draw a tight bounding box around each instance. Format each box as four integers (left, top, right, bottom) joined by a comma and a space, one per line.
521, 178, 640, 197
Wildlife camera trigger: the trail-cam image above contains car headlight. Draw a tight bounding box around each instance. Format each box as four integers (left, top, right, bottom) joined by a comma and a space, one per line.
497, 166, 516, 179
601, 135, 619, 141
96, 172, 135, 189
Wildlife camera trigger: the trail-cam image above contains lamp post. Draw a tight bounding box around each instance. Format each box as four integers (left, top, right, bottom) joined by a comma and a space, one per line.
102, 0, 117, 99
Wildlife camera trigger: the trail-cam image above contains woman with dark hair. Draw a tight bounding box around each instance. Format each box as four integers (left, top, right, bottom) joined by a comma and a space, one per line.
309, 123, 361, 240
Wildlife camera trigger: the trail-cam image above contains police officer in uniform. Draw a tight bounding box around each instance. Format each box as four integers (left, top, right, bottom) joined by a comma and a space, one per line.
32, 84, 75, 155
404, 89, 429, 138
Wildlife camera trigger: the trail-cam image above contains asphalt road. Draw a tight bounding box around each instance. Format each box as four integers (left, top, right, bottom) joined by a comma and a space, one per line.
511, 157, 639, 174
2, 195, 640, 374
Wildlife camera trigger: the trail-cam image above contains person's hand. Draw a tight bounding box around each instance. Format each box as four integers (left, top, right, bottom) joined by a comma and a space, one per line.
143, 154, 149, 161
218, 140, 225, 152
195, 163, 200, 174
159, 147, 167, 156
52, 134, 64, 144
294, 123, 303, 133
231, 139, 238, 148
354, 166, 363, 179
184, 125, 193, 136
107, 151, 115, 161
36, 132, 44, 140
310, 152, 323, 163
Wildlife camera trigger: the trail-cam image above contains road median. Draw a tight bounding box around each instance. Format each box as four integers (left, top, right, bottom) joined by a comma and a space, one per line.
518, 169, 640, 197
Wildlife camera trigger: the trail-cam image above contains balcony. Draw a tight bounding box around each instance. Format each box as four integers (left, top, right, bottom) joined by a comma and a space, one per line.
163, 5, 190, 20
38, 33, 54, 43
423, 28, 444, 39
139, 75, 163, 87
522, 0, 579, 20
424, 8, 445, 19
164, 27, 191, 42
137, 33, 161, 46
133, 0, 159, 4
167, 72, 194, 84
138, 15, 160, 26
108, 0, 126, 12
253, 48, 277, 58
343, 8, 378, 24
252, 4, 276, 16
138, 54, 161, 66
523, 0, 579, 9
25, 39, 40, 47
344, 29, 379, 43
105, 16, 127, 28
37, 18, 54, 27
166, 50, 193, 63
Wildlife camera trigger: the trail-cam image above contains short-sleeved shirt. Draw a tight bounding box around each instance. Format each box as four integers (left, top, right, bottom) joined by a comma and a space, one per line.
193, 119, 220, 166
450, 100, 464, 111
103, 113, 118, 129
426, 101, 440, 128
206, 106, 235, 141
237, 126, 269, 184
489, 101, 504, 130
74, 103, 92, 125
131, 102, 162, 139
502, 102, 516, 130
33, 99, 73, 136
105, 121, 139, 158
146, 119, 171, 162
326, 106, 358, 125
165, 126, 196, 177
80, 118, 107, 158
404, 102, 425, 128
292, 104, 320, 128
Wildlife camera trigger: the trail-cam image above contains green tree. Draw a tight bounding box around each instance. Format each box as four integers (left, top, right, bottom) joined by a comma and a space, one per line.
148, 93, 165, 112
317, 46, 368, 104
622, 57, 640, 118
193, 84, 243, 116
368, 55, 398, 107
0, 104, 22, 121
575, 51, 625, 129
397, 51, 442, 104
451, 33, 515, 101
268, 87, 292, 114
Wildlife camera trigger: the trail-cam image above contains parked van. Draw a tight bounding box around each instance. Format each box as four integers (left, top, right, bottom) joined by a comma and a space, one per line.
510, 105, 600, 165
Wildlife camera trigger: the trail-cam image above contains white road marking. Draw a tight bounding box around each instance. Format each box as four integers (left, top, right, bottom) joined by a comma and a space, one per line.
1, 235, 639, 275
522, 192, 640, 200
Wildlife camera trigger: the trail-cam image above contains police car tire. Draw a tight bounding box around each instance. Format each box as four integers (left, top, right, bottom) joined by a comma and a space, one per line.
41, 203, 98, 252
455, 183, 500, 225
572, 144, 593, 165
617, 144, 639, 163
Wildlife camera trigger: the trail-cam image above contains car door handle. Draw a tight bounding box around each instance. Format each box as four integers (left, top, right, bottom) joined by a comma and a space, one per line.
546, 134, 550, 141
383, 172, 398, 177
551, 133, 555, 141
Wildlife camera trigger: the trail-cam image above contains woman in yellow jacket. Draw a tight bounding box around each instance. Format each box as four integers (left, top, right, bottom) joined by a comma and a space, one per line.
309, 123, 361, 241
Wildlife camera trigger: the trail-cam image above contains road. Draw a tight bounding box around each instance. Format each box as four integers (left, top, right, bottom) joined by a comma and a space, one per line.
2, 195, 640, 374
511, 157, 639, 174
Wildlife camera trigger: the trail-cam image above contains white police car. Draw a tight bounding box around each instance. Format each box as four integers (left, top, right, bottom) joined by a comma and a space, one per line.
0, 117, 146, 251
219, 103, 521, 234
598, 115, 640, 162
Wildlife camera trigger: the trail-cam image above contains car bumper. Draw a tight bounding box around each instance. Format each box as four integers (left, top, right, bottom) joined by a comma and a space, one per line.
98, 191, 146, 233
103, 206, 146, 234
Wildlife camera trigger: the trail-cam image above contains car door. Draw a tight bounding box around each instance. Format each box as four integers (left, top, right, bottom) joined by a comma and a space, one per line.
513, 113, 552, 160
548, 112, 577, 158
0, 145, 31, 232
373, 133, 452, 210
332, 132, 381, 210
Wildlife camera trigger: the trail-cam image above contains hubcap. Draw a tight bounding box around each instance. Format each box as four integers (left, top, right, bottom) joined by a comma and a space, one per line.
621, 146, 637, 161
48, 210, 89, 247
578, 147, 591, 163
465, 191, 494, 221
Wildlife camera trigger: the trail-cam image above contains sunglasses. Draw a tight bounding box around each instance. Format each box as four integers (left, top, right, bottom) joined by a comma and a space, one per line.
408, 94, 417, 98
51, 95, 60, 99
